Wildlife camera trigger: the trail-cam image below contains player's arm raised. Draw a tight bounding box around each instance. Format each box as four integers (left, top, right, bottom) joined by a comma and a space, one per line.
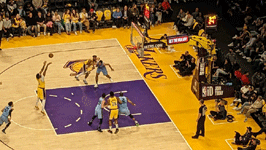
39, 61, 47, 74
127, 98, 136, 106
43, 62, 52, 76
105, 63, 114, 71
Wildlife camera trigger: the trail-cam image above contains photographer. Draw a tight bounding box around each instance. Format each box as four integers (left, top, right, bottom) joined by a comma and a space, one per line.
209, 100, 227, 121
237, 138, 259, 150
179, 58, 196, 76
174, 51, 193, 70
232, 127, 252, 146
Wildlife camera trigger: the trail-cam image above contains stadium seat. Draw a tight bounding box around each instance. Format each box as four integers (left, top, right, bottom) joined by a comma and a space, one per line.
103, 9, 113, 27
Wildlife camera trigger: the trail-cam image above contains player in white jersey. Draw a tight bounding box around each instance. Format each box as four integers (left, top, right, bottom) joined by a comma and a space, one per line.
88, 93, 106, 132
118, 92, 139, 126
0, 102, 14, 134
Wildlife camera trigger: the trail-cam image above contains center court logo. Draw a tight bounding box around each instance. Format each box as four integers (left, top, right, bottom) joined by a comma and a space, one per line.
63, 59, 87, 76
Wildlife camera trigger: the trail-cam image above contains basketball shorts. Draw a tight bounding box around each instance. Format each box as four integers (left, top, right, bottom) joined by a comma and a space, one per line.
109, 109, 118, 120
96, 67, 108, 76
37, 88, 46, 100
119, 108, 130, 116
0, 116, 9, 125
95, 108, 103, 119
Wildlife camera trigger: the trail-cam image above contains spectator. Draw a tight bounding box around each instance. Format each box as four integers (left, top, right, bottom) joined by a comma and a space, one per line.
241, 71, 251, 85
7, 0, 17, 17
234, 67, 243, 79
209, 100, 227, 120
179, 58, 196, 76
26, 12, 37, 37
192, 8, 201, 19
174, 9, 185, 30
88, 8, 97, 33
53, 11, 64, 35
161, 0, 172, 22
3, 15, 11, 41
213, 59, 232, 80
252, 71, 266, 93
236, 94, 256, 112
122, 5, 130, 29
17, 6, 26, 18
234, 86, 255, 110
11, 14, 22, 37
137, 3, 145, 27
243, 96, 264, 122
32, 0, 43, 10
150, 4, 156, 27
129, 4, 139, 25
112, 7, 122, 28
156, 3, 162, 24
179, 12, 194, 34
232, 127, 252, 146
16, 0, 24, 9
36, 11, 46, 36
212, 55, 220, 74
20, 18, 27, 36
71, 9, 82, 35
226, 48, 237, 65
63, 9, 71, 35
196, 12, 204, 25
229, 25, 250, 48
88, 0, 98, 10
231, 84, 249, 107
240, 35, 257, 60
80, 8, 90, 33
237, 138, 259, 150
45, 11, 53, 36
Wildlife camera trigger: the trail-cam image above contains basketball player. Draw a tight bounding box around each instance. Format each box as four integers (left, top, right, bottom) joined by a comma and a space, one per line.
0, 101, 14, 134
87, 93, 106, 132
118, 92, 139, 126
35, 61, 52, 115
94, 60, 114, 88
75, 55, 100, 85
107, 91, 122, 134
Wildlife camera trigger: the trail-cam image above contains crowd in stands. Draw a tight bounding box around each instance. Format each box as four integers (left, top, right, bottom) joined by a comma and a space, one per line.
0, 0, 179, 46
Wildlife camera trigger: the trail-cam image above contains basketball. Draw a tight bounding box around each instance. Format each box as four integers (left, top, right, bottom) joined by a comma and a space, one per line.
49, 53, 54, 58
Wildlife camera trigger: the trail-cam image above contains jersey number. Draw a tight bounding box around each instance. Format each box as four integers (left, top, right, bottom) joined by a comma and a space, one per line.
4, 107, 9, 113
112, 102, 117, 106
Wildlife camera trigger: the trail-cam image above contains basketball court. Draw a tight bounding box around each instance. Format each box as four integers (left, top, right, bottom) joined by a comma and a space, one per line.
0, 23, 265, 150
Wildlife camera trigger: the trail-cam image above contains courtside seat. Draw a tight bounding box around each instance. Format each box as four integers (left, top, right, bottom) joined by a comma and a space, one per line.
103, 8, 113, 27
95, 10, 105, 28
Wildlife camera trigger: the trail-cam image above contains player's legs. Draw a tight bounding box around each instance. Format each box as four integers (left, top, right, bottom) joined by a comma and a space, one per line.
75, 65, 86, 81
113, 110, 119, 134
129, 114, 139, 126
102, 67, 113, 82
41, 89, 46, 115
108, 110, 115, 133
94, 73, 100, 88
83, 72, 90, 85
35, 88, 44, 110
2, 118, 10, 134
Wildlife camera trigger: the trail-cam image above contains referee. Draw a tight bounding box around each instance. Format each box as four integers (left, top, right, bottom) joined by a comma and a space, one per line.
192, 100, 207, 139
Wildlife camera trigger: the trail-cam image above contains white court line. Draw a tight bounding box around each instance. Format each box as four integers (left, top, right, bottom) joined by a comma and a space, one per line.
49, 95, 58, 97
64, 124, 72, 128
225, 139, 236, 150
80, 110, 83, 115
207, 115, 238, 125
75, 103, 80, 107
169, 65, 182, 78
64, 97, 71, 101
12, 95, 55, 131
76, 117, 81, 122
4, 38, 118, 50
121, 113, 142, 116
115, 38, 192, 150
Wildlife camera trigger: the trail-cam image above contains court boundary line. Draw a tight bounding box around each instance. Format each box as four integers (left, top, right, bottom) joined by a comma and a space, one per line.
115, 38, 193, 150
3, 38, 117, 50
0, 140, 14, 150
169, 65, 182, 78
225, 138, 237, 150
207, 115, 238, 125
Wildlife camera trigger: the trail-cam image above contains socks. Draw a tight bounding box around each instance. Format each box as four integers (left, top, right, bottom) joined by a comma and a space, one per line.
42, 99, 46, 111
98, 119, 103, 128
4, 122, 11, 130
91, 115, 96, 122
115, 124, 119, 129
135, 120, 138, 124
36, 98, 39, 106
109, 126, 112, 130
